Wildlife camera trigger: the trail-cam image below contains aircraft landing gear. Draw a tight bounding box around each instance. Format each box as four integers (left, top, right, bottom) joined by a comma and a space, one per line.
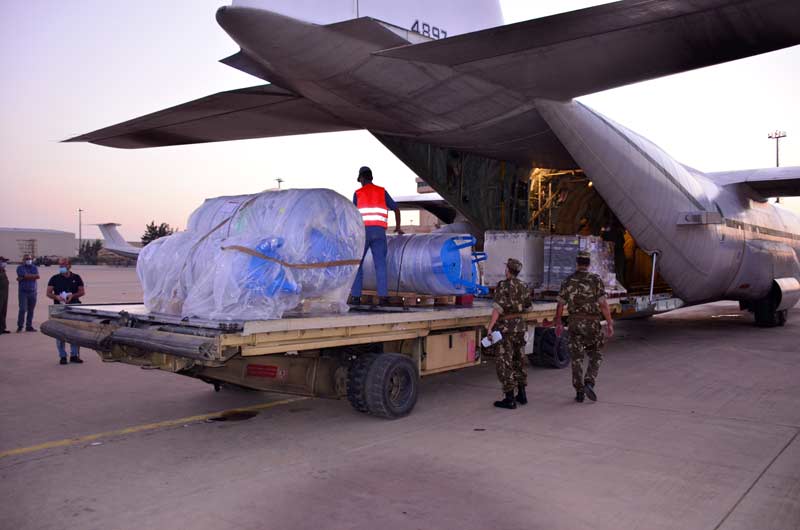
751, 287, 789, 328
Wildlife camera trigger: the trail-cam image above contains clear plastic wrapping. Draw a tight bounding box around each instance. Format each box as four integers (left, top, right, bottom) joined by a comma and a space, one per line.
360, 234, 485, 295
137, 189, 365, 320
541, 235, 626, 294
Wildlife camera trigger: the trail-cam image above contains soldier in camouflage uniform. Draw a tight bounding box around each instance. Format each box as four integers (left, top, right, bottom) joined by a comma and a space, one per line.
554, 250, 614, 403
487, 258, 533, 409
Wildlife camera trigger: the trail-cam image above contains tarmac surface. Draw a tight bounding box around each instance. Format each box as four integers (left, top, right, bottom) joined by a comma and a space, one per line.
0, 265, 798, 530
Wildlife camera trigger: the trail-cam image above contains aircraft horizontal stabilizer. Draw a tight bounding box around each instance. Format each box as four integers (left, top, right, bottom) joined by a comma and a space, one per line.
709, 166, 800, 198
376, 0, 800, 99
65, 85, 357, 148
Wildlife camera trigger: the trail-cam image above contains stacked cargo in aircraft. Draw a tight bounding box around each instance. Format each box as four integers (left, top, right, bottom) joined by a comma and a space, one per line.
541, 236, 625, 294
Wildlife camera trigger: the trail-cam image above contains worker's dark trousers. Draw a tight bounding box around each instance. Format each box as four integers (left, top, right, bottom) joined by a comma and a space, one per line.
0, 286, 7, 332
351, 228, 389, 297
17, 290, 36, 330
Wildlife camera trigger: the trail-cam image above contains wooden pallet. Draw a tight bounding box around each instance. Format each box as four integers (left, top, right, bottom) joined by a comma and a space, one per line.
535, 289, 629, 301
359, 290, 464, 307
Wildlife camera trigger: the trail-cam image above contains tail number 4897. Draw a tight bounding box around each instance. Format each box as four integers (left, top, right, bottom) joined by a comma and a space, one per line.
411, 20, 447, 39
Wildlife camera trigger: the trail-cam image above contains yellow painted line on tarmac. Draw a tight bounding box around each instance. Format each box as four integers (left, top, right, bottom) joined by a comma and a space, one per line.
0, 397, 307, 459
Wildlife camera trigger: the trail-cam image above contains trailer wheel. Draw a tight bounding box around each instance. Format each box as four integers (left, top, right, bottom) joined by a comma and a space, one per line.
347, 353, 377, 413
529, 327, 570, 369
364, 354, 418, 419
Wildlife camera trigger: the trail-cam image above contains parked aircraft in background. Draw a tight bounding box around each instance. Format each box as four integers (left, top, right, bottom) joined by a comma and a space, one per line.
97, 223, 141, 260
69, 0, 800, 326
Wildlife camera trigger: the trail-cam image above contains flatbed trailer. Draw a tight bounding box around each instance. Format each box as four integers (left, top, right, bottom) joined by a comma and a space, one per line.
42, 294, 681, 419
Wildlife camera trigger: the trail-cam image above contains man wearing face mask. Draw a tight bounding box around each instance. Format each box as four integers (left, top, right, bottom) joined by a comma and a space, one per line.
16, 253, 39, 332
0, 257, 9, 334
46, 258, 86, 364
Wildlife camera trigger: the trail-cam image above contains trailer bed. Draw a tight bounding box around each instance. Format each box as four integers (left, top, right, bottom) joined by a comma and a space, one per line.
42, 295, 682, 418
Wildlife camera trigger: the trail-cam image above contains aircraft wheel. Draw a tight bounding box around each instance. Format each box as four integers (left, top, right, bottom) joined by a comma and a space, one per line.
754, 301, 781, 327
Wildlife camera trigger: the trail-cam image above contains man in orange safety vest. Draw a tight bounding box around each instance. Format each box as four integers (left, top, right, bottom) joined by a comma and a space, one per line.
349, 166, 403, 305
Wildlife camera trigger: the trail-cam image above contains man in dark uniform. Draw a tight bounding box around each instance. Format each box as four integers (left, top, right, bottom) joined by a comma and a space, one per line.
487, 258, 532, 409
0, 257, 9, 334
554, 250, 614, 402
46, 258, 86, 365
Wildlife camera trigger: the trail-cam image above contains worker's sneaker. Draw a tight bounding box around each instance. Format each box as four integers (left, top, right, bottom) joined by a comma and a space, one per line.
69, 356, 83, 364
494, 392, 517, 409
575, 390, 585, 403
347, 295, 361, 306
59, 358, 68, 365
516, 384, 528, 405
584, 382, 597, 402
25, 327, 37, 332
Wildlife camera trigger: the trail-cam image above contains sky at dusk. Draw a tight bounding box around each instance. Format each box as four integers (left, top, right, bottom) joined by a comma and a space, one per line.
2, 0, 799, 241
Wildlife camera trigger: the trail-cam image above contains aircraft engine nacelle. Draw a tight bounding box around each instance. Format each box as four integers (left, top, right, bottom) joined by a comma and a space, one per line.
774, 278, 800, 312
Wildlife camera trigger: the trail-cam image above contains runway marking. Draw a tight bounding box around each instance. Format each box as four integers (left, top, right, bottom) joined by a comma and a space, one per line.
0, 397, 307, 459
712, 428, 800, 530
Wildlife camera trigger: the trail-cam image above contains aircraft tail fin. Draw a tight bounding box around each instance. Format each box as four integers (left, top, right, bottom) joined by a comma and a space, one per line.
230, 0, 503, 36
97, 223, 141, 258
97, 223, 127, 246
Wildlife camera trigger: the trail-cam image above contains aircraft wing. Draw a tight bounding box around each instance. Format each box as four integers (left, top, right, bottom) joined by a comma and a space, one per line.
376, 0, 800, 100
65, 84, 357, 148
393, 194, 457, 224
708, 166, 800, 197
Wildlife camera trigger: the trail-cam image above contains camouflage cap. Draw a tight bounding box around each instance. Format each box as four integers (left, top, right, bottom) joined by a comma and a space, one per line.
577, 250, 591, 260
506, 258, 523, 273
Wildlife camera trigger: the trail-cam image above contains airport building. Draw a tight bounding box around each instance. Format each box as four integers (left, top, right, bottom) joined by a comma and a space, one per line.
0, 227, 77, 262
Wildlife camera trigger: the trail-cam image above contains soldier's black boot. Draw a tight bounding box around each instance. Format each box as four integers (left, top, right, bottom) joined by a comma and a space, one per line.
494, 392, 517, 409
584, 382, 597, 402
575, 390, 585, 403
516, 385, 528, 405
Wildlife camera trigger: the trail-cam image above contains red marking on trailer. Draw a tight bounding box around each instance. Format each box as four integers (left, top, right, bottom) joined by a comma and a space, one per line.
247, 364, 279, 378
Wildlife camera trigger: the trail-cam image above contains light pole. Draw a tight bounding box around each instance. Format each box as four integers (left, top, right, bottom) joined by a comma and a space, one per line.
275, 178, 284, 190
768, 131, 786, 203
78, 208, 83, 256
768, 130, 786, 167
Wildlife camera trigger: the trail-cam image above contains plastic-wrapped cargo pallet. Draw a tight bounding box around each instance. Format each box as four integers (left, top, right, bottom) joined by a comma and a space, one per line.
360, 234, 486, 295
483, 231, 545, 288
541, 235, 626, 294
137, 189, 365, 320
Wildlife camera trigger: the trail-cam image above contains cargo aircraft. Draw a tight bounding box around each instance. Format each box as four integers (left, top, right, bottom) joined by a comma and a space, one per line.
68, 0, 800, 326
